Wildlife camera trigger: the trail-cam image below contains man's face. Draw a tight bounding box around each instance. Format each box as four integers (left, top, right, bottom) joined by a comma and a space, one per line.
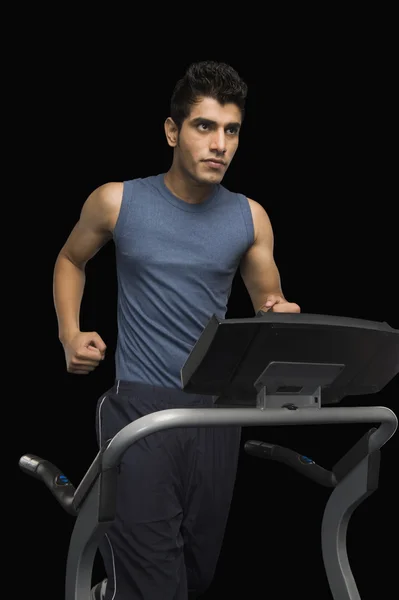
168, 96, 242, 185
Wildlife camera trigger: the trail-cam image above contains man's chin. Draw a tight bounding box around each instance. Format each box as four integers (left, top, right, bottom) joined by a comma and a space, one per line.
196, 168, 225, 184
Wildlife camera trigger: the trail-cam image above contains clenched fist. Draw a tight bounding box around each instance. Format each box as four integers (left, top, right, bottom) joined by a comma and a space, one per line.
62, 331, 107, 375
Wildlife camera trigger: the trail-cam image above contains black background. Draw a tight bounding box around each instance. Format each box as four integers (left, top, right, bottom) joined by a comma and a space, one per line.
11, 13, 398, 600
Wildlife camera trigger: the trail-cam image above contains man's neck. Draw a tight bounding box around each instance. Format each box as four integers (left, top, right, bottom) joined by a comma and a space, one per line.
164, 167, 215, 205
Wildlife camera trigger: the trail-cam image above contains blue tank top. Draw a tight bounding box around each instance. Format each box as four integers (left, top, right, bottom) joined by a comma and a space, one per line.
113, 173, 255, 389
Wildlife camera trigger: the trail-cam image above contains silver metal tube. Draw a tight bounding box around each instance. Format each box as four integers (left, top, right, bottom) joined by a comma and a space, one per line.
102, 406, 397, 471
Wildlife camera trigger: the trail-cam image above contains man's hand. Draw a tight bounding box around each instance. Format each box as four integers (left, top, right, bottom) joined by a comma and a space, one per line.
259, 294, 301, 313
62, 331, 107, 375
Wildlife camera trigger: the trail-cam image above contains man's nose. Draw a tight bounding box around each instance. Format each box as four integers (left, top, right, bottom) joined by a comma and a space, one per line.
210, 130, 227, 154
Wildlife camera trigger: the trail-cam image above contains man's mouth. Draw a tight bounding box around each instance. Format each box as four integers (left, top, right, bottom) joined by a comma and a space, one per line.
203, 159, 225, 168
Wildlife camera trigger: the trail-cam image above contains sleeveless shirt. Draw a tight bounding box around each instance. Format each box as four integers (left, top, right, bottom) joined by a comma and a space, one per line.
112, 173, 254, 389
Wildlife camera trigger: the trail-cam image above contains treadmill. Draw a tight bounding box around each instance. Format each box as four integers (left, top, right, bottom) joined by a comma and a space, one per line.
19, 312, 399, 599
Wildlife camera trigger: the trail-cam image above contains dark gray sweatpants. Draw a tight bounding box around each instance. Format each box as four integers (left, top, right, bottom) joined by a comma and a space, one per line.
95, 380, 241, 600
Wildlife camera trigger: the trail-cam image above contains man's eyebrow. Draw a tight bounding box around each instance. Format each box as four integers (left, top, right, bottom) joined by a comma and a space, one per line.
190, 117, 241, 129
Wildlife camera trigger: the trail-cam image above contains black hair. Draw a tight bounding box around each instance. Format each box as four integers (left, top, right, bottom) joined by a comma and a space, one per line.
170, 60, 248, 130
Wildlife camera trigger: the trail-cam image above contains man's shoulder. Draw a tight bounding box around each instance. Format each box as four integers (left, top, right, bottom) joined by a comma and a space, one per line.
240, 197, 273, 245
90, 181, 124, 210
122, 173, 164, 194
124, 173, 162, 185
245, 197, 270, 219
94, 173, 160, 200
220, 185, 262, 210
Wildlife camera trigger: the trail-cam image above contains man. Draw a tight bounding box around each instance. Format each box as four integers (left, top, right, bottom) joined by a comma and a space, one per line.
53, 60, 300, 600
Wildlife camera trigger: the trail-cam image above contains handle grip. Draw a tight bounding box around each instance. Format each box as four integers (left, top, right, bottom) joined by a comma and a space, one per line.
19, 454, 77, 515
244, 441, 337, 488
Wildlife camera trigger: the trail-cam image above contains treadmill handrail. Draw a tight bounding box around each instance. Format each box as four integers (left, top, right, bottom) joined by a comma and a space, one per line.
238, 311, 396, 332
101, 406, 397, 471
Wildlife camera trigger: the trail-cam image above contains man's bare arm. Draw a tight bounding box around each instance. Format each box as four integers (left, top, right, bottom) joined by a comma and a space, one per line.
240, 199, 300, 314
53, 182, 123, 343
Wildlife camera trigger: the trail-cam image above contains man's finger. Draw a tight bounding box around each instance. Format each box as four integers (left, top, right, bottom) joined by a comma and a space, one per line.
76, 348, 103, 362
261, 295, 280, 310
85, 345, 104, 358
89, 336, 107, 355
73, 358, 101, 367
272, 302, 301, 313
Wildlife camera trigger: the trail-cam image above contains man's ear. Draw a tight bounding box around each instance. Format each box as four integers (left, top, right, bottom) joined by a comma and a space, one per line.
164, 117, 179, 147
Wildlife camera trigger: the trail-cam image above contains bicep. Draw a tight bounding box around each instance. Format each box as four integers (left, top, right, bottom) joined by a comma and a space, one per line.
60, 182, 122, 268
60, 220, 112, 268
240, 240, 281, 295
239, 200, 282, 309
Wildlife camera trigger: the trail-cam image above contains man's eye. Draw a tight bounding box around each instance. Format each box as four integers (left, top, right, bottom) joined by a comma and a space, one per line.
198, 123, 208, 130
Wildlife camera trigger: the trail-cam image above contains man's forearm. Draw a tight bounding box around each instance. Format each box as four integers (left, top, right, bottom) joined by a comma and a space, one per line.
53, 253, 86, 343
